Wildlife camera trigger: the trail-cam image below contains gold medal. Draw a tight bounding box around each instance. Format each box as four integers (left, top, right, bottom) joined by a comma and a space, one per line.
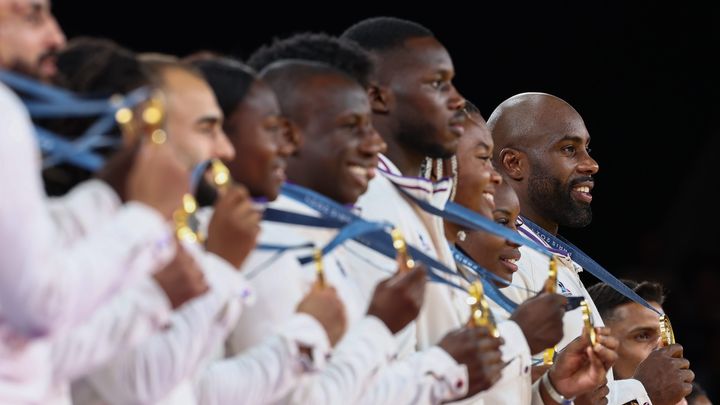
543, 347, 556, 365
543, 256, 559, 364
467, 281, 499, 338
580, 300, 597, 346
173, 193, 203, 243
391, 228, 415, 270
659, 314, 675, 346
313, 248, 326, 288
544, 256, 558, 293
210, 159, 231, 191
116, 91, 167, 145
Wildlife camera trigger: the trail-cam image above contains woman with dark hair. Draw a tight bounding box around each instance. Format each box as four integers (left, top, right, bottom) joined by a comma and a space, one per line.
192, 57, 295, 201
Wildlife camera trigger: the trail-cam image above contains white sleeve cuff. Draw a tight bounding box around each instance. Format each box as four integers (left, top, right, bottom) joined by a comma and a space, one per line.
417, 346, 469, 401
279, 313, 332, 369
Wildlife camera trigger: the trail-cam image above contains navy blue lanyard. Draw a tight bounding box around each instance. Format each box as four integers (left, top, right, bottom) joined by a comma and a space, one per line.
263, 207, 346, 229
450, 245, 519, 313
520, 216, 662, 315
1, 69, 149, 170
451, 244, 585, 313
395, 187, 550, 257
278, 183, 467, 291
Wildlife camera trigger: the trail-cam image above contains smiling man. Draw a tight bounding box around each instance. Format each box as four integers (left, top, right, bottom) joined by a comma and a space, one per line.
490, 92, 694, 405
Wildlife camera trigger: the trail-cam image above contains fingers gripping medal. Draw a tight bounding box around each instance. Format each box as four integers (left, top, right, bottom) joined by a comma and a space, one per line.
467, 281, 500, 338
543, 256, 559, 365
391, 228, 415, 271
659, 315, 676, 346
580, 300, 597, 346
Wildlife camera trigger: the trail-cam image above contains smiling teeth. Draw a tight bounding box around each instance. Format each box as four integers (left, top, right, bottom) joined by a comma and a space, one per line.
575, 186, 590, 193
502, 258, 518, 264
483, 192, 495, 205
348, 166, 367, 177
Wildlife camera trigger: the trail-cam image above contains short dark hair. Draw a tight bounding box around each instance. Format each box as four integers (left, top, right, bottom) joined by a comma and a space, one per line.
341, 17, 434, 53
260, 60, 350, 128
247, 32, 373, 88
55, 37, 147, 98
190, 56, 257, 119
587, 279, 665, 321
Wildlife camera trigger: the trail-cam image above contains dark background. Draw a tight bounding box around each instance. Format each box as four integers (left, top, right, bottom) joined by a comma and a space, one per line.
55, 2, 719, 397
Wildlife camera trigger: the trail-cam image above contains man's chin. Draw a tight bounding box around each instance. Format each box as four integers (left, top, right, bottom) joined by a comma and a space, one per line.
425, 142, 457, 160
561, 209, 592, 228
8, 61, 48, 82
38, 65, 58, 82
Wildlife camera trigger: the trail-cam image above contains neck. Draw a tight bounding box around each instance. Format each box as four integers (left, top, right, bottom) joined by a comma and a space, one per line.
444, 220, 460, 244
372, 111, 429, 176
521, 206, 559, 235
382, 136, 426, 176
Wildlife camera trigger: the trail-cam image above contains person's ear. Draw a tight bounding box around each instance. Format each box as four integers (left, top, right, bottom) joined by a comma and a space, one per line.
368, 84, 391, 114
499, 148, 527, 181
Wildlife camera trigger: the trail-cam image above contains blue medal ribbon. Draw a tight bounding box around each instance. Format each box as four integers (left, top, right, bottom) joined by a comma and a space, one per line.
450, 245, 585, 313
1, 69, 150, 170
276, 183, 467, 291
450, 245, 519, 313
520, 216, 663, 315
395, 187, 551, 257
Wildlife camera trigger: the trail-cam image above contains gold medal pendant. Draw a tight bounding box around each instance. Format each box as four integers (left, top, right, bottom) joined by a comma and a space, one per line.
467, 281, 500, 338
543, 256, 559, 364
544, 256, 558, 293
391, 228, 415, 271
116, 91, 168, 145
313, 248, 326, 288
580, 300, 597, 346
210, 159, 231, 191
173, 193, 203, 243
659, 314, 676, 346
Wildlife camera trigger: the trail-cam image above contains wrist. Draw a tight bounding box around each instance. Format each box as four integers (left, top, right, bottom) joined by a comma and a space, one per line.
543, 370, 575, 404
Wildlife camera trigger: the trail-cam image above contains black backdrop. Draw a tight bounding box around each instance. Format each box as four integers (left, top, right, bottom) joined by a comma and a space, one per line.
54, 2, 720, 397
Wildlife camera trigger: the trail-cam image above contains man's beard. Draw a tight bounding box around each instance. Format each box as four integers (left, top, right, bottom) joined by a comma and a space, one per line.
396, 121, 455, 161
527, 170, 593, 228
8, 50, 58, 82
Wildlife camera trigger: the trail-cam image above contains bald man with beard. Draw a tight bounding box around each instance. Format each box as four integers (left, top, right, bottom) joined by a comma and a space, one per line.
488, 92, 694, 405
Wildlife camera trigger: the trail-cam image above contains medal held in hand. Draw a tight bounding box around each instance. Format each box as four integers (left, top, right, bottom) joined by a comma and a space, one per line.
543, 256, 559, 365
174, 193, 203, 243
659, 314, 676, 346
580, 300, 597, 346
313, 248, 326, 288
210, 158, 231, 191
467, 281, 500, 338
391, 228, 415, 271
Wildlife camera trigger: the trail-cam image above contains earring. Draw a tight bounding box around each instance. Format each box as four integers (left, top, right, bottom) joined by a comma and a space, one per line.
449, 155, 458, 201
435, 158, 444, 180
457, 230, 466, 242
422, 157, 433, 179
